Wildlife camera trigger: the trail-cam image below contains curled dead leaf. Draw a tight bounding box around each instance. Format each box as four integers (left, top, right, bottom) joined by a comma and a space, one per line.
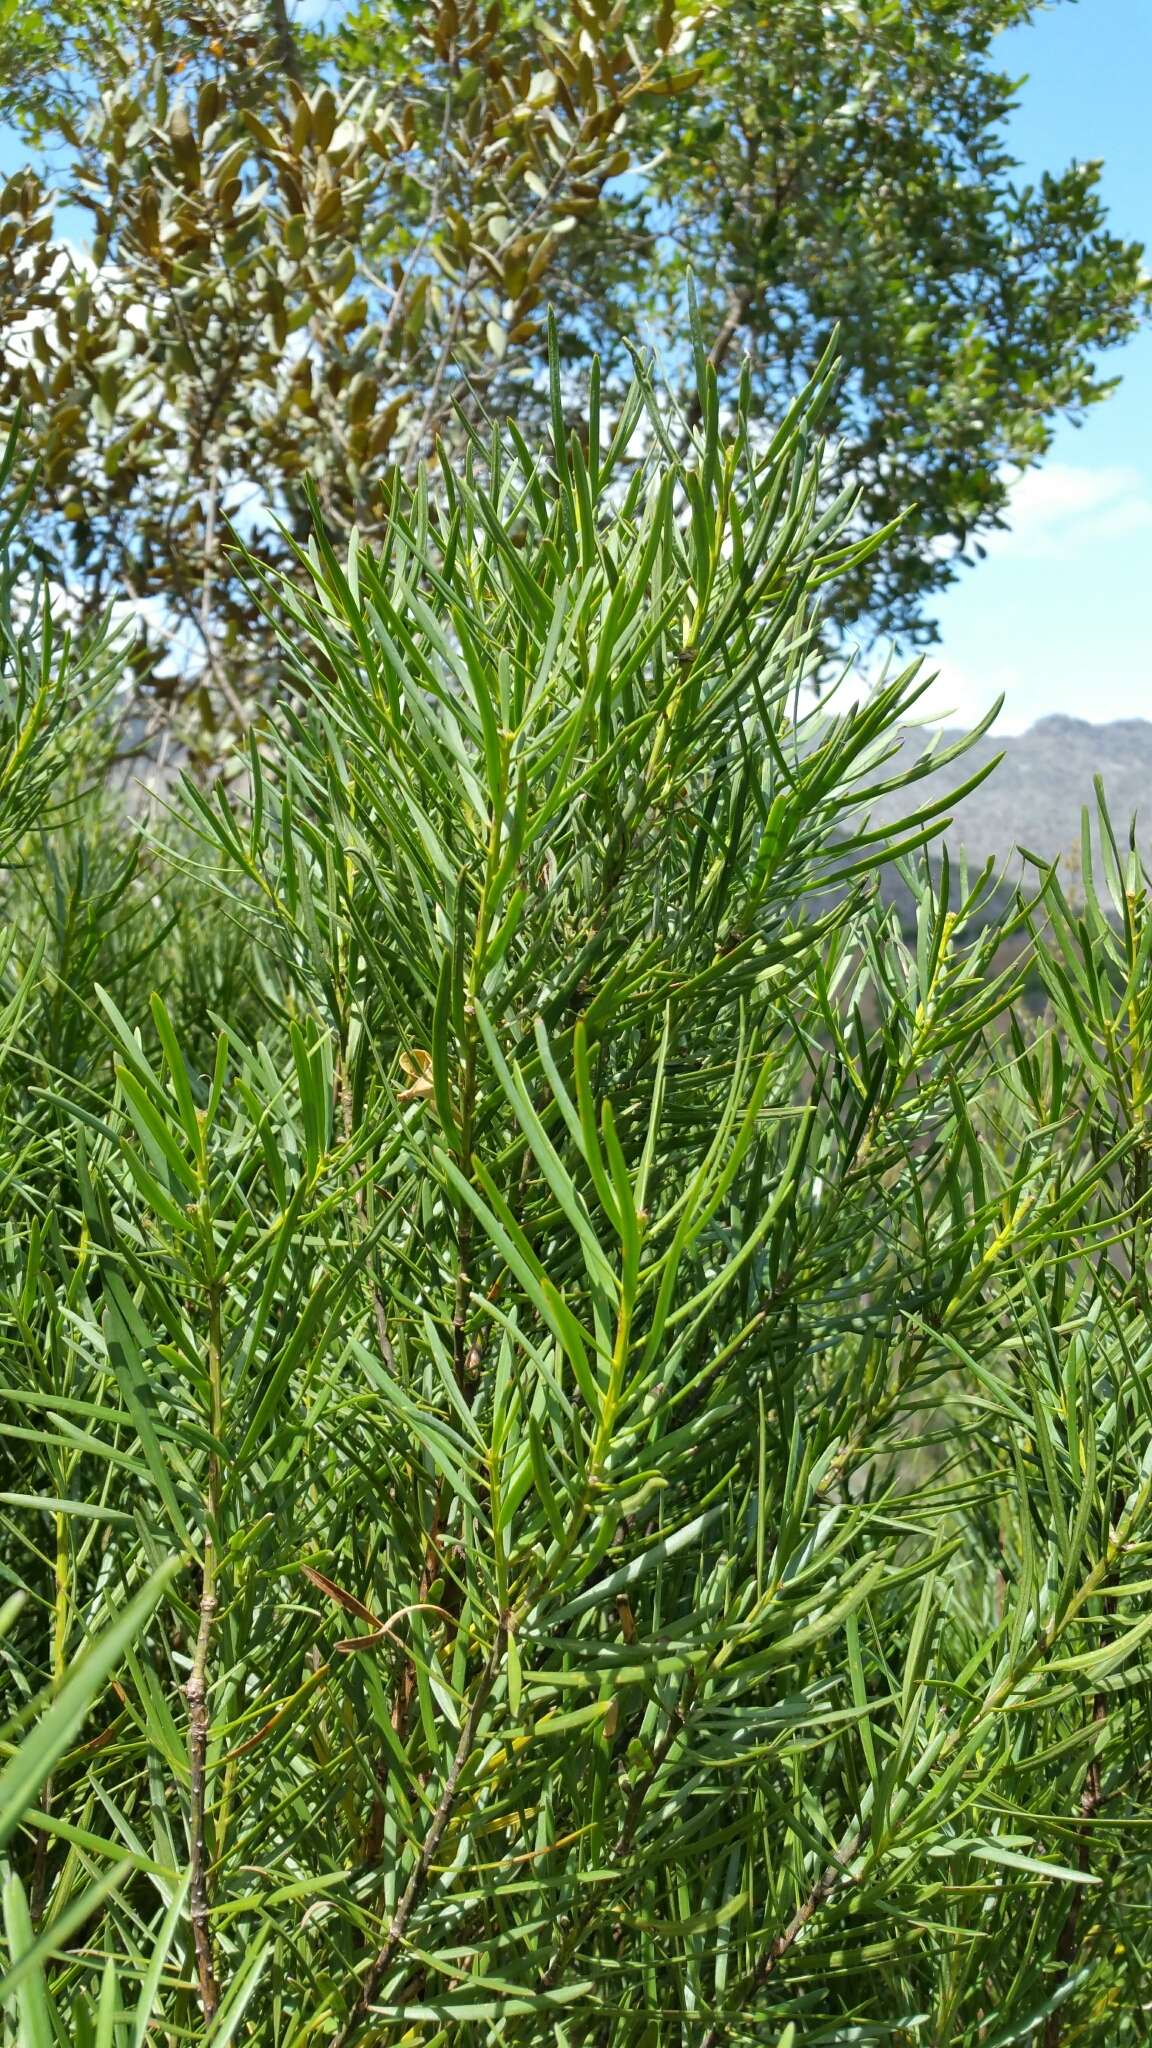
398, 1046, 434, 1103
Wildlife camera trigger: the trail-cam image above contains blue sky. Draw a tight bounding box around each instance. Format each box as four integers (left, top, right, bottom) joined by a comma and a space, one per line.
921, 0, 1152, 732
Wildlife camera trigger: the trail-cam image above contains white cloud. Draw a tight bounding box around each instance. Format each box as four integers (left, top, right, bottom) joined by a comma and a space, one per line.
910, 655, 1027, 735
986, 461, 1152, 560
844, 647, 1020, 739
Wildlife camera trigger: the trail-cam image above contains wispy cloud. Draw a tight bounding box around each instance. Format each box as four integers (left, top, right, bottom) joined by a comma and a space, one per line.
988, 461, 1152, 560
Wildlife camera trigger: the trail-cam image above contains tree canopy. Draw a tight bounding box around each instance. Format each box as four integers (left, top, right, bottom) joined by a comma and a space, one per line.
0, 0, 1147, 738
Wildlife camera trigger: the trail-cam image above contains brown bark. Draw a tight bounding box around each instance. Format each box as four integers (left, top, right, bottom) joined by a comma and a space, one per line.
330, 1631, 506, 2047
267, 0, 303, 85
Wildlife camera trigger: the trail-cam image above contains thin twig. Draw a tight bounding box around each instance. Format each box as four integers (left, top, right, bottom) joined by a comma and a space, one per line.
330, 1628, 506, 2047
450, 1030, 479, 1388
186, 1573, 219, 2022
697, 1830, 862, 2048
374, 52, 457, 364
187, 1277, 224, 2024
1044, 1538, 1118, 2048
535, 1678, 695, 1996
684, 287, 752, 433
1043, 1697, 1106, 2048
267, 0, 303, 85
699, 1479, 1152, 2047
404, 267, 476, 481
336, 1057, 396, 1370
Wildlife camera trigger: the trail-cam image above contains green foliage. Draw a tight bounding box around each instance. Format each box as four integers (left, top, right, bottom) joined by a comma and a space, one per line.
0, 0, 1147, 732
2, 344, 1152, 2048
0, 419, 122, 862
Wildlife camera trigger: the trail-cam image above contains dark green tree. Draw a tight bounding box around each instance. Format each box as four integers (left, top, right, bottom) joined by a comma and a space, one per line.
0, 0, 1146, 732
0, 0, 688, 741
609, 0, 1151, 642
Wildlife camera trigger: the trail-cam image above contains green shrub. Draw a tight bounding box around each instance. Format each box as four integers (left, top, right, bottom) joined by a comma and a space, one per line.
2, 341, 1152, 2046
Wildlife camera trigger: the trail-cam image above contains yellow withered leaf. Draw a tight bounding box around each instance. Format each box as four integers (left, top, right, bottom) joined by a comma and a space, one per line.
398, 1047, 434, 1102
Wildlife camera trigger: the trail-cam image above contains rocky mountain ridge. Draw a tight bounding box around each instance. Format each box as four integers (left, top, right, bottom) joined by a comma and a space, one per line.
875, 713, 1152, 896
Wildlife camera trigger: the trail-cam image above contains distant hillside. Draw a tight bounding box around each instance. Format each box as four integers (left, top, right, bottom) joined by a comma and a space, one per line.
870, 715, 1152, 919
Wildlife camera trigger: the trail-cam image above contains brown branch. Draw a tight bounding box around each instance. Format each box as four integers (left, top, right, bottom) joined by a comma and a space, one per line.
173, 584, 249, 728
386, 1495, 446, 1749
404, 267, 477, 481
330, 1627, 506, 2048
374, 1262, 503, 1846
613, 1686, 691, 1862
709, 289, 751, 376
697, 1829, 862, 2048
373, 53, 458, 365
685, 287, 752, 433
200, 439, 221, 660
267, 0, 304, 86
684, 124, 829, 439
534, 1677, 696, 1998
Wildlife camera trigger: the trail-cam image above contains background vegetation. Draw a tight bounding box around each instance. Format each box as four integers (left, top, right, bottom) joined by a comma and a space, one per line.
0, 0, 1147, 739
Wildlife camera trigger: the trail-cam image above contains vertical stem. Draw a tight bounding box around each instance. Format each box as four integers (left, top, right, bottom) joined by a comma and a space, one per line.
1126, 895, 1149, 1314
1044, 1525, 1119, 2048
331, 1630, 505, 2048
187, 1271, 223, 2025
450, 764, 507, 1391
332, 763, 396, 1372
31, 1504, 71, 1924
189, 436, 246, 725
405, 267, 474, 481
450, 1029, 479, 1389
267, 0, 303, 84
52, 1507, 69, 1689
187, 1570, 218, 2022
1042, 1693, 1107, 2048
200, 440, 220, 657
336, 1050, 396, 1371
684, 287, 751, 433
